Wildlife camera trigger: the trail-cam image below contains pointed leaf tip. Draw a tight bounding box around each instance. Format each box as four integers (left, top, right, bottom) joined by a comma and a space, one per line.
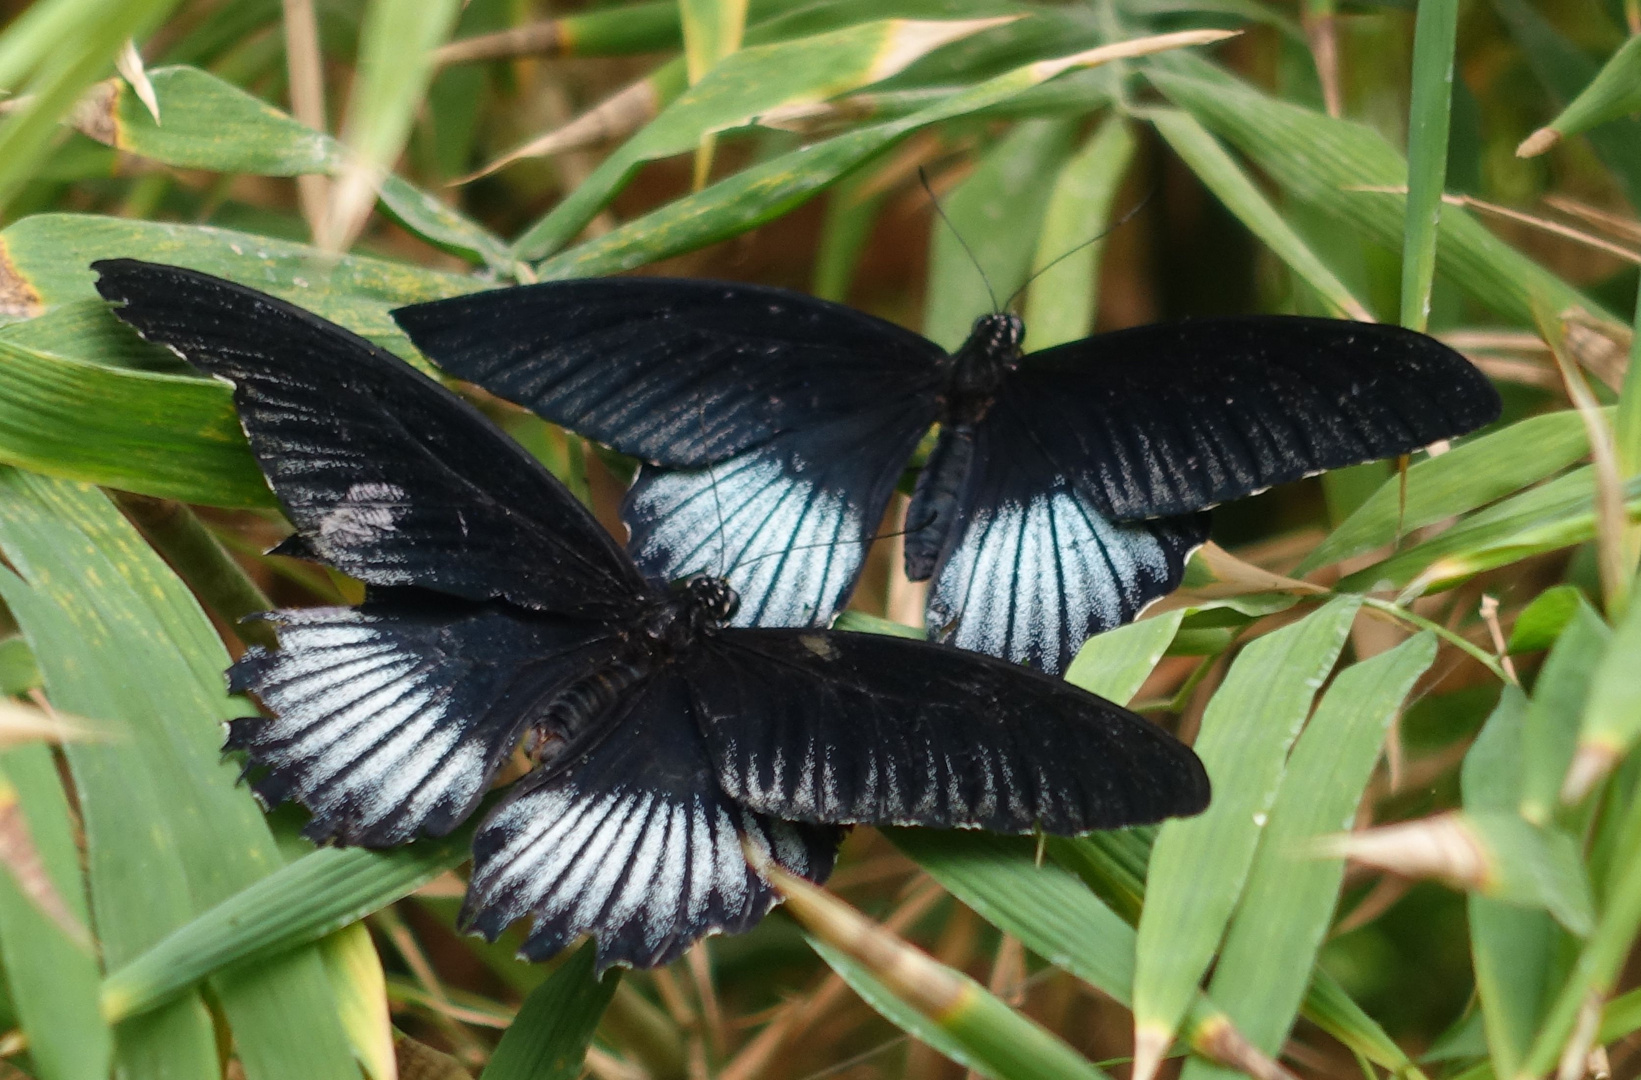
1518, 127, 1560, 157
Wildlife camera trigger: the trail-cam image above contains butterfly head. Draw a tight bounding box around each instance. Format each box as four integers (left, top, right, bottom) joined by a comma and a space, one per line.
675, 574, 741, 627
949, 312, 1024, 399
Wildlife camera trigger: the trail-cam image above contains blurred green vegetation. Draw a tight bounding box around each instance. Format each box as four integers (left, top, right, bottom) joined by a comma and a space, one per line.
0, 0, 1638, 1078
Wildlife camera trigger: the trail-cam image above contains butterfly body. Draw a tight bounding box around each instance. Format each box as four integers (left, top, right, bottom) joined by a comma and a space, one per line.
93, 259, 1210, 970
398, 280, 1500, 673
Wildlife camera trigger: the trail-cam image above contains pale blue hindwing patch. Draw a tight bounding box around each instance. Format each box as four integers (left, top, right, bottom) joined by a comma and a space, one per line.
927, 486, 1204, 675
229, 601, 605, 847
624, 451, 868, 628
463, 774, 832, 970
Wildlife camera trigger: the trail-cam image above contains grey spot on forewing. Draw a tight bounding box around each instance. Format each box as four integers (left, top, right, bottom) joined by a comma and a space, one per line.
799, 634, 838, 661
318, 481, 407, 545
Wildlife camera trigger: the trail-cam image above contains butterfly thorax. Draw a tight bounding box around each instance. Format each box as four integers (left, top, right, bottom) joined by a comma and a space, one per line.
941, 312, 1024, 423
522, 576, 740, 767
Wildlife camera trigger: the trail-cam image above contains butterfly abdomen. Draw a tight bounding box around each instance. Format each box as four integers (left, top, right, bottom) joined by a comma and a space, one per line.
528, 655, 654, 766
904, 423, 977, 582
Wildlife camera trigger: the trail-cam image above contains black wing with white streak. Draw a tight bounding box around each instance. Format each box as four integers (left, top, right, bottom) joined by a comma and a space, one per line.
624, 402, 935, 626
685, 630, 1209, 835
926, 402, 1208, 675
462, 674, 841, 971
229, 591, 622, 846
1008, 316, 1501, 519
392, 277, 947, 465
94, 259, 645, 613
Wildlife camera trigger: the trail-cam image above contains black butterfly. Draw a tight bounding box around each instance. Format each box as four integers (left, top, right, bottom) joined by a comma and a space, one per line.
93, 258, 1210, 970
394, 281, 1501, 674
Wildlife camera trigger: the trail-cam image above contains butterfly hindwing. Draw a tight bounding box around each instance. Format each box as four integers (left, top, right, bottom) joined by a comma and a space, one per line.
623, 403, 935, 627
393, 277, 947, 465
925, 403, 1209, 675
685, 629, 1209, 834
1006, 316, 1501, 520
461, 673, 842, 971
94, 259, 645, 612
228, 591, 622, 847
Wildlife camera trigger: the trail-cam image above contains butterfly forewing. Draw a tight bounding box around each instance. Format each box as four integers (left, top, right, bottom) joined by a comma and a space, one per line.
93, 258, 646, 613
1007, 316, 1501, 520
685, 629, 1210, 834
462, 673, 842, 971
229, 591, 622, 846
393, 278, 948, 465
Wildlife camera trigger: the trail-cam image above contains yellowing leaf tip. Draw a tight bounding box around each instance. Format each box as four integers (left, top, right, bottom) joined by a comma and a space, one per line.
867, 17, 1021, 83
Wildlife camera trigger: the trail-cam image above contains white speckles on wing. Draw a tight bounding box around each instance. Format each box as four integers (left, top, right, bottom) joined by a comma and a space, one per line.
228, 602, 596, 847
929, 486, 1188, 674
317, 481, 408, 546
626, 452, 863, 627
464, 779, 785, 970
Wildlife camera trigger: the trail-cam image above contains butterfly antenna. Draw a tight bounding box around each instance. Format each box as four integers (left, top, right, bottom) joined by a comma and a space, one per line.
695, 406, 731, 579
1001, 183, 1158, 312
920, 166, 1000, 314
725, 515, 938, 576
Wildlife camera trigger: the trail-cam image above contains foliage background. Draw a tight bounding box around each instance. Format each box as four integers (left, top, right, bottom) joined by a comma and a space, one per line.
0, 0, 1636, 1078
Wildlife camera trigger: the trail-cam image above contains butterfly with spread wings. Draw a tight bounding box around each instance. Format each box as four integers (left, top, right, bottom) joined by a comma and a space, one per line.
94, 259, 1209, 970
395, 281, 1501, 674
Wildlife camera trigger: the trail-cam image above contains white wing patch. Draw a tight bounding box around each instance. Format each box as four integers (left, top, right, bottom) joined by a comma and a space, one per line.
317, 481, 408, 545
463, 776, 826, 970
929, 487, 1195, 674
227, 601, 599, 847
625, 451, 864, 627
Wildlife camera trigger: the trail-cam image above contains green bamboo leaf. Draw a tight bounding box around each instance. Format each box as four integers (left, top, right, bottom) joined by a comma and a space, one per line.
1183, 634, 1436, 1080
892, 828, 1410, 1076
812, 171, 889, 302
1150, 107, 1370, 321
1132, 595, 1360, 1070
1463, 689, 1557, 1080
480, 942, 621, 1080
1063, 611, 1185, 704
0, 213, 476, 355
805, 935, 1108, 1080
321, 0, 463, 251
925, 117, 1078, 350
1021, 115, 1135, 351
79, 65, 513, 268
1517, 30, 1641, 156
1147, 57, 1623, 336
0, 470, 358, 1079
537, 38, 1159, 279
1399, 0, 1457, 332
0, 638, 39, 697
0, 337, 268, 508
0, 0, 179, 215
681, 0, 751, 184
832, 610, 927, 639
317, 923, 396, 1080
435, 0, 685, 64
515, 17, 1011, 261
1508, 585, 1590, 654
102, 825, 473, 1024
1568, 579, 1641, 803
1519, 598, 1609, 825
1517, 785, 1641, 1080
1300, 410, 1598, 573
0, 744, 110, 1080
1493, 0, 1641, 208
1336, 466, 1641, 595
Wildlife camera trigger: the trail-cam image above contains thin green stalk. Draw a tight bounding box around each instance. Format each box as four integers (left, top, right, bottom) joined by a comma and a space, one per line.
1359, 597, 1507, 681
1400, 0, 1458, 331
